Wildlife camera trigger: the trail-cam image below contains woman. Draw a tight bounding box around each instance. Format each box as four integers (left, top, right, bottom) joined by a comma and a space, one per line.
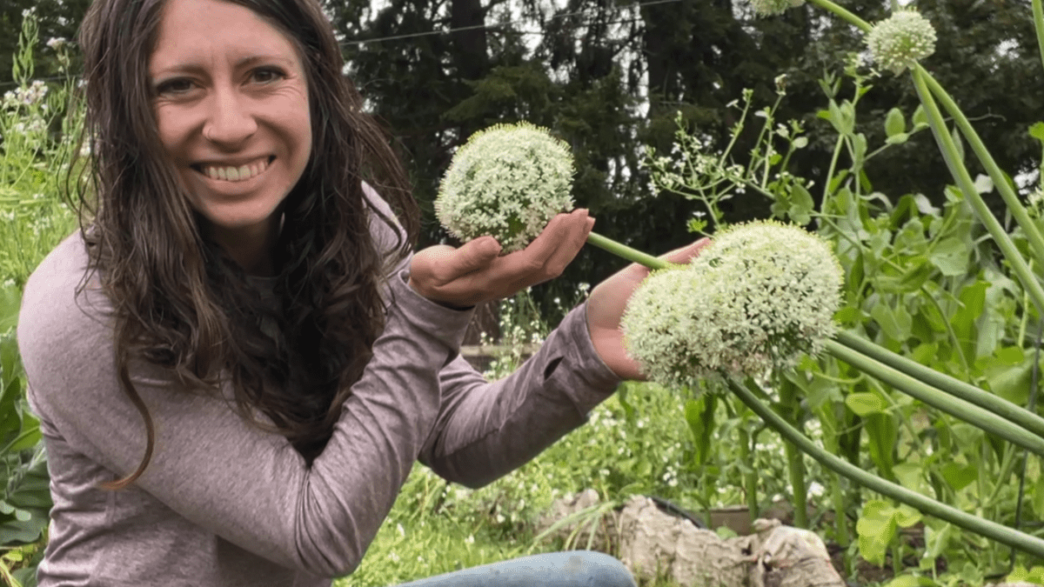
17, 0, 706, 585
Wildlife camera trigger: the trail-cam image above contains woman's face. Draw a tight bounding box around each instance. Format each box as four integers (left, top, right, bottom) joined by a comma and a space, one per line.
148, 0, 312, 258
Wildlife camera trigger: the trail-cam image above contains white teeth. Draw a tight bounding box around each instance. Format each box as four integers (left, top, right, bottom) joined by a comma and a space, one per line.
201, 158, 270, 182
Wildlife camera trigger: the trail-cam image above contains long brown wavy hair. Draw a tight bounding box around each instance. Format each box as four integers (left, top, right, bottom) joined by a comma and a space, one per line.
71, 0, 419, 489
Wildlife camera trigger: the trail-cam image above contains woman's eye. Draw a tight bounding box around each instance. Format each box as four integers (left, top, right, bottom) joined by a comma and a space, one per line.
252, 68, 285, 84
155, 79, 194, 95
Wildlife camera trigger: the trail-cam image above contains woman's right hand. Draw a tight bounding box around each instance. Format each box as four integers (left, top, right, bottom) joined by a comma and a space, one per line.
408, 209, 594, 308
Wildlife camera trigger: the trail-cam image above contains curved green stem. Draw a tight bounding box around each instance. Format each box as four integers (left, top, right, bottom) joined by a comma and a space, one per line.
835, 331, 1044, 440
806, 0, 872, 32
727, 378, 1044, 559
1034, 0, 1044, 75
919, 67, 1044, 268
911, 68, 1044, 317
585, 231, 674, 271
825, 340, 1044, 458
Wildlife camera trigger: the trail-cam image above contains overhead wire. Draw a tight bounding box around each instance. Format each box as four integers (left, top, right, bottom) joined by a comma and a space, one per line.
0, 0, 682, 89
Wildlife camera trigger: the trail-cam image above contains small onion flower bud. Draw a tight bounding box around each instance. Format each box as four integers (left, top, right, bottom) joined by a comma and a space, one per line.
621, 220, 843, 388
866, 9, 937, 75
435, 122, 575, 253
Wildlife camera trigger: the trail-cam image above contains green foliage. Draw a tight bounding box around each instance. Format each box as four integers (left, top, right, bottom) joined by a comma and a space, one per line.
0, 12, 84, 583
644, 53, 1044, 581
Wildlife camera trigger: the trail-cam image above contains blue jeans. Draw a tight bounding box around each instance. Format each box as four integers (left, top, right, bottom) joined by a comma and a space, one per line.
392, 551, 637, 587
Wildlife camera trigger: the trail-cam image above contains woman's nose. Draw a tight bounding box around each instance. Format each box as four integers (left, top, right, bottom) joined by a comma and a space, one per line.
202, 88, 257, 146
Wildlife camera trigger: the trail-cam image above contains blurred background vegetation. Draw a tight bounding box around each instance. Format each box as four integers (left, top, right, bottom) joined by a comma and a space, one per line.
5, 0, 1041, 318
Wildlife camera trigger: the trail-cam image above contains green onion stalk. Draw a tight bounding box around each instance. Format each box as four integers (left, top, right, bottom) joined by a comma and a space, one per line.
1034, 0, 1044, 76
779, 378, 810, 528
727, 379, 1044, 559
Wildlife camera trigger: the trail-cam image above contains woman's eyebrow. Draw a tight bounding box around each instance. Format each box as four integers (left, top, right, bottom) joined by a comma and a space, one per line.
150, 54, 296, 77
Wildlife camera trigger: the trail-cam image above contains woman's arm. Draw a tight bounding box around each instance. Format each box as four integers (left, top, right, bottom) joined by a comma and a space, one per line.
19, 230, 471, 578
419, 302, 621, 488
419, 239, 712, 487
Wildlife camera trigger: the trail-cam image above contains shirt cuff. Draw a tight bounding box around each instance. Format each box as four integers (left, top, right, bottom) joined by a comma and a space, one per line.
387, 269, 475, 355
548, 301, 623, 411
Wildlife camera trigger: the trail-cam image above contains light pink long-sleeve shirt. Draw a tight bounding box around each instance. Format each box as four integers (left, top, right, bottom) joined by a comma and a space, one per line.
17, 191, 622, 587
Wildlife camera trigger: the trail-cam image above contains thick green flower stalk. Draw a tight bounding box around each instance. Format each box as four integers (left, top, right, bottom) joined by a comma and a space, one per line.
621, 221, 844, 387
865, 9, 937, 75
436, 122, 575, 253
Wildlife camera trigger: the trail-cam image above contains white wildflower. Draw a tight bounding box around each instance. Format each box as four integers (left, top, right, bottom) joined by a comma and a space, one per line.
866, 9, 937, 75
621, 220, 843, 388
435, 122, 575, 253
46, 37, 67, 50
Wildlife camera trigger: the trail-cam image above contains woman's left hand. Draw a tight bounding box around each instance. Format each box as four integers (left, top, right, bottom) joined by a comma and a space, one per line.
586, 238, 711, 381
409, 209, 594, 308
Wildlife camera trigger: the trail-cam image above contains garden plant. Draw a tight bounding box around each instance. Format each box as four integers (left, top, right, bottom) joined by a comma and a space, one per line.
428, 0, 1044, 583
6, 1, 1044, 585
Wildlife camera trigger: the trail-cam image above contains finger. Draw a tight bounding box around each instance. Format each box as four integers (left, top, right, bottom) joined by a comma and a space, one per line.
663, 237, 712, 265
508, 209, 589, 277
537, 213, 595, 282
425, 237, 501, 285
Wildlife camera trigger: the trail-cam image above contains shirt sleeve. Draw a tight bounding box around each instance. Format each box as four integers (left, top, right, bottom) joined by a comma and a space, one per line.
18, 207, 473, 578
418, 300, 622, 488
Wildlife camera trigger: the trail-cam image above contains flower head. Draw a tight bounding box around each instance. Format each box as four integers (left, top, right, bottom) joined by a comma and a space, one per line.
435, 122, 575, 253
866, 9, 937, 75
621, 220, 843, 388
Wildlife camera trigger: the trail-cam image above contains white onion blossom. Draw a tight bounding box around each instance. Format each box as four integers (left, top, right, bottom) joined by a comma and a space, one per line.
435, 122, 574, 253
866, 9, 937, 75
622, 220, 843, 389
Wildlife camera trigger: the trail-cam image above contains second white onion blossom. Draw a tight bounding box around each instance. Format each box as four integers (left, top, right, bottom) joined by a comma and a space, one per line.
621, 220, 843, 389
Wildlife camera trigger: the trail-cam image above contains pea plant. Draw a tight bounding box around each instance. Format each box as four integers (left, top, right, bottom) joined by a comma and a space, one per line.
639, 4, 1044, 582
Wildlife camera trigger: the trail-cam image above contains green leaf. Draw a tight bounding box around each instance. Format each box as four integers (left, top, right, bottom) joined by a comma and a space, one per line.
885, 108, 906, 137
912, 105, 929, 128
1029, 122, 1044, 142
941, 462, 978, 492
789, 184, 814, 225
857, 500, 898, 566
894, 504, 922, 528
0, 287, 20, 333
876, 262, 933, 294
928, 237, 969, 276
684, 395, 716, 467
885, 133, 909, 145
870, 302, 912, 341
885, 575, 938, 587
853, 133, 868, 167
828, 100, 853, 135
923, 523, 954, 561
952, 281, 987, 358
893, 462, 927, 493
792, 136, 808, 149
845, 392, 886, 416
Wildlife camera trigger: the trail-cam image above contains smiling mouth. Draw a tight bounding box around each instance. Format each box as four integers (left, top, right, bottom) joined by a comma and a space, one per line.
192, 156, 275, 182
